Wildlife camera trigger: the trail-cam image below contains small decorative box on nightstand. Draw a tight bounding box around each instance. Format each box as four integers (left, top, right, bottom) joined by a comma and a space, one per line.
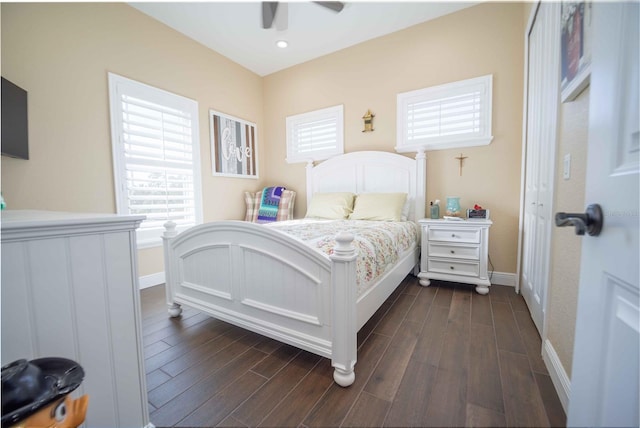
418, 218, 493, 295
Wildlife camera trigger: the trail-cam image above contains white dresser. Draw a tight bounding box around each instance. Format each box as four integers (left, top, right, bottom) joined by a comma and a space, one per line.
1, 210, 152, 428
418, 218, 493, 294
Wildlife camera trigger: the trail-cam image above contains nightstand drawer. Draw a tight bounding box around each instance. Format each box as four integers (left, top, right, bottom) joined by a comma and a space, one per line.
428, 243, 480, 260
428, 258, 480, 277
428, 227, 480, 244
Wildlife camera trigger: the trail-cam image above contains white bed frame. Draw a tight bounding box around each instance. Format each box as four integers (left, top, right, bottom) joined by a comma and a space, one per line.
162, 150, 426, 386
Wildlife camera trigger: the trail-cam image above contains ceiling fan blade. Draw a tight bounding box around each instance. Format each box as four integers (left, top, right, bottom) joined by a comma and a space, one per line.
262, 2, 278, 29
313, 1, 344, 13
275, 2, 288, 31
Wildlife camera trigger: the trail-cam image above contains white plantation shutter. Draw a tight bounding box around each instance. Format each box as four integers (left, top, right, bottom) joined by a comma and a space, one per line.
109, 73, 202, 247
286, 105, 343, 163
396, 75, 493, 152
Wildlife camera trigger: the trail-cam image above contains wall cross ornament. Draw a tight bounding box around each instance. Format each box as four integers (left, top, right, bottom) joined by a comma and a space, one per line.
455, 153, 468, 176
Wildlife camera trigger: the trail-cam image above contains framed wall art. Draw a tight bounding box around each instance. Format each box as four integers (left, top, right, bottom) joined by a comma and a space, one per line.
561, 0, 592, 102
210, 110, 258, 178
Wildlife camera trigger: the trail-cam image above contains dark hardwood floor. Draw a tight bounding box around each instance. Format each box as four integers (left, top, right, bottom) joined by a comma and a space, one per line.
141, 277, 566, 427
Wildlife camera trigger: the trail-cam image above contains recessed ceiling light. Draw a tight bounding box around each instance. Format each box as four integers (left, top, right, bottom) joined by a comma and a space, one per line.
276, 40, 288, 48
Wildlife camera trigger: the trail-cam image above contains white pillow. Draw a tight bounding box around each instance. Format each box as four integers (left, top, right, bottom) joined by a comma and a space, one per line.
349, 193, 408, 221
305, 192, 356, 219
401, 198, 411, 221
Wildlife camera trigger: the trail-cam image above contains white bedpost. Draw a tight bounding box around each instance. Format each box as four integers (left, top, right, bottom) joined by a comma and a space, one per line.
330, 231, 358, 387
305, 160, 315, 212
415, 149, 427, 221
163, 221, 182, 317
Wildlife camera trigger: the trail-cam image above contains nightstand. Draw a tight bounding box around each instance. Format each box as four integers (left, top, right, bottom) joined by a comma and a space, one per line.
418, 218, 493, 294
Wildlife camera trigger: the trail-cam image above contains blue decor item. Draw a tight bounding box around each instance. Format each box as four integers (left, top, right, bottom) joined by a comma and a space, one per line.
446, 196, 461, 217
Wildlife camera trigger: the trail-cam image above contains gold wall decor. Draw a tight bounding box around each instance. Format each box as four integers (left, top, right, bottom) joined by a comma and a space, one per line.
362, 109, 375, 132
455, 153, 468, 176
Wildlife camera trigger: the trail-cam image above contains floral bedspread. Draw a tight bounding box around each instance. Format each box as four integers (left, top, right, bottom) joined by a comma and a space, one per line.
265, 219, 419, 296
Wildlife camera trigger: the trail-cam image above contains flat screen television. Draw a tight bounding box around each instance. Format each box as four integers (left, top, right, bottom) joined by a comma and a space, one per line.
1, 77, 29, 160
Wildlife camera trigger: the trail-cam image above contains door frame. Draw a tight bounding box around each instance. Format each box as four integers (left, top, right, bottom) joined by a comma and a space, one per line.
516, 0, 560, 344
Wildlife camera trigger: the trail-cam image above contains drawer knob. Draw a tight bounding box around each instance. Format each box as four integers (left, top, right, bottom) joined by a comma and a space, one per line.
451, 233, 456, 238
450, 250, 455, 254
450, 266, 455, 270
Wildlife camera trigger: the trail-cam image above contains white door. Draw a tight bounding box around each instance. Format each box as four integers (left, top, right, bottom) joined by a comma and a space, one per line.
567, 2, 639, 426
521, 2, 560, 334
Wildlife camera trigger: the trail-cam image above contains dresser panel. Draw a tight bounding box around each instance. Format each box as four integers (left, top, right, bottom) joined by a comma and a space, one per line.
1, 211, 149, 428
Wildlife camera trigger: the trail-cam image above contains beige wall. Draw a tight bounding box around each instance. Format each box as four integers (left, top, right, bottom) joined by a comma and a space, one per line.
1, 3, 264, 276
263, 2, 525, 274
546, 88, 590, 377
524, 2, 535, 28
2, 2, 526, 277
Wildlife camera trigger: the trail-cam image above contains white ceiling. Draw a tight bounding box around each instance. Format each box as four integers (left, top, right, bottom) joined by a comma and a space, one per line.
130, 1, 478, 76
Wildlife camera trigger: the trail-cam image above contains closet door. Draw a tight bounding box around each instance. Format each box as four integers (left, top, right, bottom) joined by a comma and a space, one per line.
521, 2, 560, 334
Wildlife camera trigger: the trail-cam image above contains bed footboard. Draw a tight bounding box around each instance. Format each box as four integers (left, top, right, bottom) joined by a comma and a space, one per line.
162, 220, 358, 386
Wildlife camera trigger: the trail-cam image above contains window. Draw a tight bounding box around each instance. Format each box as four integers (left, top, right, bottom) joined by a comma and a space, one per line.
108, 73, 203, 248
396, 74, 493, 152
286, 104, 344, 163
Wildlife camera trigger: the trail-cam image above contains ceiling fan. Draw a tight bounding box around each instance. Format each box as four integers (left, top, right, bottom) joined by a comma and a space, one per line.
262, 2, 345, 30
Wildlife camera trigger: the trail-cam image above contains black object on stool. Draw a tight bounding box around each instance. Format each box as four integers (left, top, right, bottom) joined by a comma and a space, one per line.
1, 358, 85, 428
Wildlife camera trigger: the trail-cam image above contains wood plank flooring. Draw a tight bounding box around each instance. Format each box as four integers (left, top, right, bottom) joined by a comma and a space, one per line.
141, 277, 566, 427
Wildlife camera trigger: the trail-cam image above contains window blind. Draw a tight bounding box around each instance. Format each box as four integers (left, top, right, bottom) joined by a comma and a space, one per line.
109, 73, 202, 247
286, 105, 344, 163
121, 94, 196, 228
397, 75, 493, 152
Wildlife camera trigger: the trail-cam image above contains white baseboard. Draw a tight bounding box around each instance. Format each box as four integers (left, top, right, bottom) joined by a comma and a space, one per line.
490, 271, 517, 287
139, 272, 165, 290
542, 338, 571, 413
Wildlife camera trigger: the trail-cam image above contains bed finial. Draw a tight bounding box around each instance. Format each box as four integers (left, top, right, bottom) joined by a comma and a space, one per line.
333, 368, 356, 387
333, 231, 356, 257
163, 220, 178, 238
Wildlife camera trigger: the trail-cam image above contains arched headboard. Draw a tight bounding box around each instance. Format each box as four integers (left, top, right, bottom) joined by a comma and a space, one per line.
305, 151, 426, 222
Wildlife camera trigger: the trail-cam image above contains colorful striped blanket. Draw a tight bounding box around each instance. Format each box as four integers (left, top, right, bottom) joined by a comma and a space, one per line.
257, 186, 286, 223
